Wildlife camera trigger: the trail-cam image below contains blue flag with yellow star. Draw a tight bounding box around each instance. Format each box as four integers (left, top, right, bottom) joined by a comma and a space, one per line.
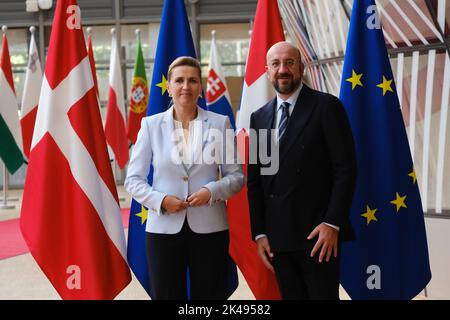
339, 0, 431, 299
126, 0, 238, 299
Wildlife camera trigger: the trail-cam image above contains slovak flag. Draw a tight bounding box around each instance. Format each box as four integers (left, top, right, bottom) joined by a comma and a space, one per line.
20, 0, 131, 299
206, 31, 235, 130
20, 27, 42, 160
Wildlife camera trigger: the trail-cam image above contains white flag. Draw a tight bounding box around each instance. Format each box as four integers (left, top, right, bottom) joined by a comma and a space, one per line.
20, 31, 42, 159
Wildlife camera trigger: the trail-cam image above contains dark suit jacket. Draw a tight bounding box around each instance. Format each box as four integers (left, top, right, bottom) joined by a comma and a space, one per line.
247, 85, 357, 253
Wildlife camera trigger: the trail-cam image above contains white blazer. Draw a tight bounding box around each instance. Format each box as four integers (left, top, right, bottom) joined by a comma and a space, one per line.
125, 106, 245, 234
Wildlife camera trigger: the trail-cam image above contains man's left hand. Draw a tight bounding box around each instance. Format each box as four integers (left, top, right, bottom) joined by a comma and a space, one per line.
307, 223, 339, 263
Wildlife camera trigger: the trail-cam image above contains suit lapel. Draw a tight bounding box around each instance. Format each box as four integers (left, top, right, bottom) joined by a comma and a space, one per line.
261, 98, 277, 157
260, 98, 278, 188
261, 98, 277, 131
279, 85, 315, 163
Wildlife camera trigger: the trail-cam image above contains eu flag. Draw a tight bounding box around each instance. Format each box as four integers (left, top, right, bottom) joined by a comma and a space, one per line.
126, 0, 238, 299
339, 0, 431, 299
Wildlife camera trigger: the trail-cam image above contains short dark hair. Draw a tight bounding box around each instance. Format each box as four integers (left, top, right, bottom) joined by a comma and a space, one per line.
167, 56, 202, 81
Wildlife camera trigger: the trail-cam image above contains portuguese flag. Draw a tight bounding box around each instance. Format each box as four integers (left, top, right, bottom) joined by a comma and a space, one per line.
127, 39, 148, 144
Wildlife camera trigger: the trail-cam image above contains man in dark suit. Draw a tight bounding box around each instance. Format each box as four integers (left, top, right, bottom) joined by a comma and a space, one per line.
247, 41, 357, 300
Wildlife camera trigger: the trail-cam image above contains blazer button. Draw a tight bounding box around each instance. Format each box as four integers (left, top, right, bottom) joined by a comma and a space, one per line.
269, 194, 274, 198
182, 176, 189, 182
297, 169, 301, 174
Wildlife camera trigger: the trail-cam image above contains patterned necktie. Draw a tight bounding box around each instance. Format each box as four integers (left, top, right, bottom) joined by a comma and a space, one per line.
278, 101, 290, 142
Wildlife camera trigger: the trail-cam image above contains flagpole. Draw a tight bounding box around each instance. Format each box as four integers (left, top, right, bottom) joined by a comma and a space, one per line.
110, 27, 118, 185
0, 161, 19, 203
135, 28, 140, 43
123, 26, 140, 201
1, 162, 15, 209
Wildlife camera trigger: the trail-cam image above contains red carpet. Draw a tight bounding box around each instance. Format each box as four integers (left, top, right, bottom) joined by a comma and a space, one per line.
0, 208, 130, 260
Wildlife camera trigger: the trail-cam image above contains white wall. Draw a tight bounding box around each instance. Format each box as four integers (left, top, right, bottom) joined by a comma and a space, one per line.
424, 216, 450, 299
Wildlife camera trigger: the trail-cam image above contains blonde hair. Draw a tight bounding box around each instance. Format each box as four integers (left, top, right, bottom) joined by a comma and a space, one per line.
167, 56, 202, 81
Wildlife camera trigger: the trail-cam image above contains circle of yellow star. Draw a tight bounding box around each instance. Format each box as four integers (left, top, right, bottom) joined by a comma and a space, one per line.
361, 205, 378, 225
390, 192, 407, 213
377, 76, 394, 96
346, 69, 363, 90
135, 205, 148, 225
156, 74, 168, 95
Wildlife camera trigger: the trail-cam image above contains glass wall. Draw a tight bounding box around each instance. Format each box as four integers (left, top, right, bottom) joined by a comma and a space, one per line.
199, 23, 250, 113
199, 23, 250, 77
0, 28, 28, 106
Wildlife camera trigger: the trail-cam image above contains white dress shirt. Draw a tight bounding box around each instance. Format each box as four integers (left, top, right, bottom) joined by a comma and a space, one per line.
173, 117, 202, 169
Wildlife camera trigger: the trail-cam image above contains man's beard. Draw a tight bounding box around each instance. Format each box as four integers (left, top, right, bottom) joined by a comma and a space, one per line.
273, 75, 301, 95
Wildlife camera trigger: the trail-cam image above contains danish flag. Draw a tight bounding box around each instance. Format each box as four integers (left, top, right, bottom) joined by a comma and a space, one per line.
228, 0, 284, 299
20, 0, 131, 299
235, 0, 284, 131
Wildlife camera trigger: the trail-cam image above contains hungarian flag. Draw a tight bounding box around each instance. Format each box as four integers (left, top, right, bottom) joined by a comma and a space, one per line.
20, 0, 131, 299
126, 37, 148, 144
105, 30, 129, 169
0, 32, 24, 174
228, 0, 284, 299
87, 33, 100, 100
20, 29, 42, 160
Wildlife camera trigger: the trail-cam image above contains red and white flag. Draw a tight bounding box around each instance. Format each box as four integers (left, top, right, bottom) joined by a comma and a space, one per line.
20, 0, 131, 299
104, 30, 129, 169
20, 29, 42, 159
228, 0, 284, 299
235, 0, 285, 132
87, 32, 100, 100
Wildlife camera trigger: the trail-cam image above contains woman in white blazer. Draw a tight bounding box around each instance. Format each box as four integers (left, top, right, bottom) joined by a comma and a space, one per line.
125, 56, 245, 300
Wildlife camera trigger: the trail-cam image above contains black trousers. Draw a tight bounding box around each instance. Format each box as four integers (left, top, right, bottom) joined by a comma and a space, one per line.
146, 218, 229, 300
272, 249, 340, 300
